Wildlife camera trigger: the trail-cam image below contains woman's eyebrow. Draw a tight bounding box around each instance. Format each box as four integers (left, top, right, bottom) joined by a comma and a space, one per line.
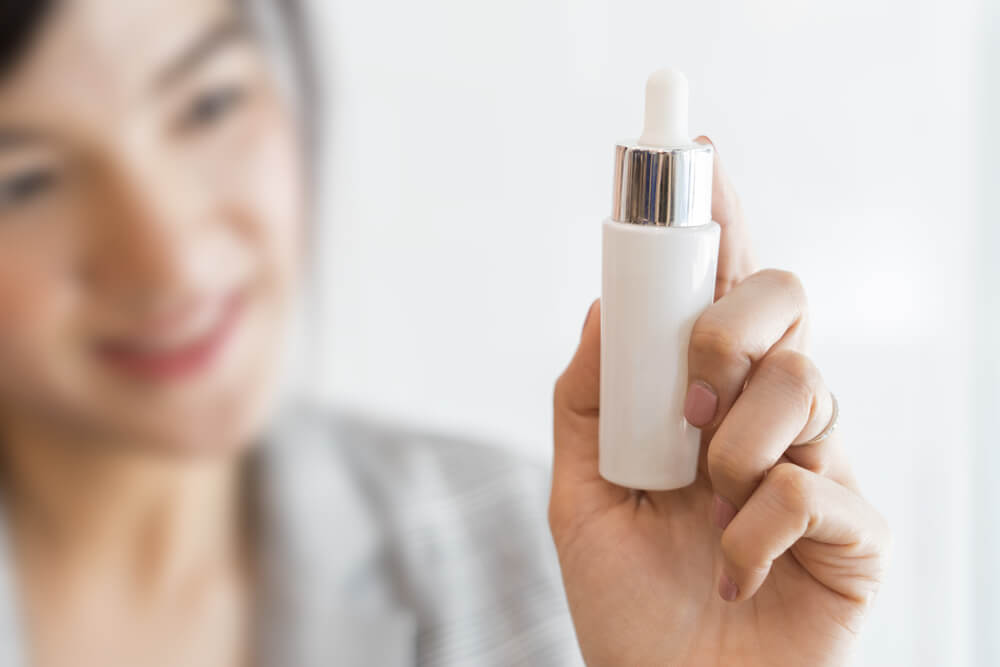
153, 15, 251, 93
0, 17, 252, 155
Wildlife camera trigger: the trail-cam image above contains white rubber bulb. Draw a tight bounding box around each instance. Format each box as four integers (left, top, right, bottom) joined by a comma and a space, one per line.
637, 68, 690, 147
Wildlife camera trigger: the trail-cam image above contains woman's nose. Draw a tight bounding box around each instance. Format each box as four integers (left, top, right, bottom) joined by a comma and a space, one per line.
80, 155, 209, 314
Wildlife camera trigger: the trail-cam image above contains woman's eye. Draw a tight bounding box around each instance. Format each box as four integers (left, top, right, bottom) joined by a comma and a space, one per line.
0, 169, 58, 210
181, 85, 249, 131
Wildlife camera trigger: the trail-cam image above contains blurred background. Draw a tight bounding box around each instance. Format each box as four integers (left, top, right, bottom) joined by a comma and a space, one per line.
297, 0, 996, 664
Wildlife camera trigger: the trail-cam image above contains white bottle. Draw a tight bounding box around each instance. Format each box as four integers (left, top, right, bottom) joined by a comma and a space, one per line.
599, 69, 720, 491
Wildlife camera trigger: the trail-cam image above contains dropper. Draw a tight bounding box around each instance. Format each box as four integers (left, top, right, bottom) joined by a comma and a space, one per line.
611, 69, 713, 227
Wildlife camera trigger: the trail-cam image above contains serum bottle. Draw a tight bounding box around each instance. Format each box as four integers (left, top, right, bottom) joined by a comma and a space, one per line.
599, 69, 720, 490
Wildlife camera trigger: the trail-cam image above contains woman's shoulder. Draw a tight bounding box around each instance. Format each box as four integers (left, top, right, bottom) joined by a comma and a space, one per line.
334, 407, 551, 510
260, 401, 582, 666
267, 400, 553, 516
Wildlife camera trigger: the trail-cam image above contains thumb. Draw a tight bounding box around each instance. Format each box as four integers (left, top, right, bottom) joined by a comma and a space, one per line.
555, 299, 601, 423
551, 300, 624, 520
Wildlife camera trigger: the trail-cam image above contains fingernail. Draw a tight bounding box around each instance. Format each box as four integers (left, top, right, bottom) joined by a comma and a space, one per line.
718, 573, 739, 602
712, 494, 737, 530
684, 381, 718, 427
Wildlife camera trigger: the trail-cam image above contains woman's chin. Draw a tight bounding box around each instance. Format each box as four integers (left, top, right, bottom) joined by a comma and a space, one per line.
95, 388, 277, 458
85, 302, 285, 455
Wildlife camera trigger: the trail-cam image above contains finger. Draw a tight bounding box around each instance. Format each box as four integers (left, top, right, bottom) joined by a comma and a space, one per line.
551, 300, 625, 522
684, 269, 809, 433
694, 136, 756, 299
717, 462, 890, 604
706, 348, 847, 515
554, 299, 601, 422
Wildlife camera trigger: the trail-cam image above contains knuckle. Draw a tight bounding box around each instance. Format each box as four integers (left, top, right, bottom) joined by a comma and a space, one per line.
763, 348, 817, 384
552, 372, 569, 410
547, 506, 574, 556
690, 316, 746, 368
546, 494, 567, 536
553, 371, 597, 423
707, 437, 751, 490
553, 368, 581, 413
546, 489, 575, 546
759, 349, 820, 407
766, 462, 814, 516
760, 268, 807, 304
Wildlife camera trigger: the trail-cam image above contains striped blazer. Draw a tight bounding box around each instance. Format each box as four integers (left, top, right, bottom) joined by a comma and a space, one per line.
0, 404, 583, 666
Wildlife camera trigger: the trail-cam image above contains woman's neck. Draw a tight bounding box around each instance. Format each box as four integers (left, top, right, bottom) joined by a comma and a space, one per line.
0, 416, 250, 594
0, 418, 257, 667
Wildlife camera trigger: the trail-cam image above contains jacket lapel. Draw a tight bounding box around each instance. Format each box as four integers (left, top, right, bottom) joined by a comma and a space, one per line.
255, 406, 417, 667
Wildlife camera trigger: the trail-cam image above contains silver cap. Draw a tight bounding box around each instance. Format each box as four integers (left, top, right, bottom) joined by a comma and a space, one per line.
611, 141, 714, 227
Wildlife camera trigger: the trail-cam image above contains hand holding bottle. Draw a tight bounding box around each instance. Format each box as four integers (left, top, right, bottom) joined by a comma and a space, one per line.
550, 144, 889, 666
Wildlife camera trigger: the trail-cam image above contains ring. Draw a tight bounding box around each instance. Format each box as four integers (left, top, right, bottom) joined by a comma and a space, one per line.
793, 392, 839, 446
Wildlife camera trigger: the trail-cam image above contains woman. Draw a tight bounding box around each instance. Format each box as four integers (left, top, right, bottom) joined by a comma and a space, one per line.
0, 0, 889, 665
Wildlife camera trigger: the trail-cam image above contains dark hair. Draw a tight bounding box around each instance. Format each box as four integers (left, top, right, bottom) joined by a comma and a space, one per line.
0, 0, 318, 154
0, 0, 56, 79
0, 1, 315, 104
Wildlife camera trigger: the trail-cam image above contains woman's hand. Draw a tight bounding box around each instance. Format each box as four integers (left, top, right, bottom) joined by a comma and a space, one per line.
549, 140, 889, 667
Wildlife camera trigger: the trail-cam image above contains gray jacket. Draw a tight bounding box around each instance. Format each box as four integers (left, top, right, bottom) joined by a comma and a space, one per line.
0, 404, 582, 666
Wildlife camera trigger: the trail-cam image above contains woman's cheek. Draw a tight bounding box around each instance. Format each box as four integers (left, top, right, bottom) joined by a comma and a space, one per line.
0, 247, 53, 327
250, 115, 304, 272
219, 94, 305, 286
0, 256, 74, 393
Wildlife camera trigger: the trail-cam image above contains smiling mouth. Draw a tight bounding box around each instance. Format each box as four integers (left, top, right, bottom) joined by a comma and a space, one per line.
94, 292, 246, 383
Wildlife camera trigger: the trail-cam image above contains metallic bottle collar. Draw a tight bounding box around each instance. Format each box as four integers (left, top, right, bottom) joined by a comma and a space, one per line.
611, 141, 714, 227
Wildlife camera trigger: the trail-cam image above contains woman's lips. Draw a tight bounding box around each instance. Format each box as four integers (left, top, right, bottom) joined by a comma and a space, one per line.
95, 293, 245, 382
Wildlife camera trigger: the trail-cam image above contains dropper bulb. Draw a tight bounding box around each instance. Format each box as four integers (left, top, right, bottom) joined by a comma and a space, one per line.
638, 68, 689, 147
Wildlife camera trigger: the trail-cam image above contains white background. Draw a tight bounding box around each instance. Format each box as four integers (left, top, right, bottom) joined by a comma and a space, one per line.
301, 0, 996, 664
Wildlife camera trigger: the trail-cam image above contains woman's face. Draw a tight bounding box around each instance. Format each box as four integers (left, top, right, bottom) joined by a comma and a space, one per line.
0, 0, 305, 453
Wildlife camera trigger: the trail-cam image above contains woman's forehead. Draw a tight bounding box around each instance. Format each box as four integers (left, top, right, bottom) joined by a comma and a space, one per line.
0, 0, 236, 123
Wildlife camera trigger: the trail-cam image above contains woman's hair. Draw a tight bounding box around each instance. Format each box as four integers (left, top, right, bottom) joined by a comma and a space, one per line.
0, 0, 316, 116
0, 0, 319, 179
0, 0, 55, 78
